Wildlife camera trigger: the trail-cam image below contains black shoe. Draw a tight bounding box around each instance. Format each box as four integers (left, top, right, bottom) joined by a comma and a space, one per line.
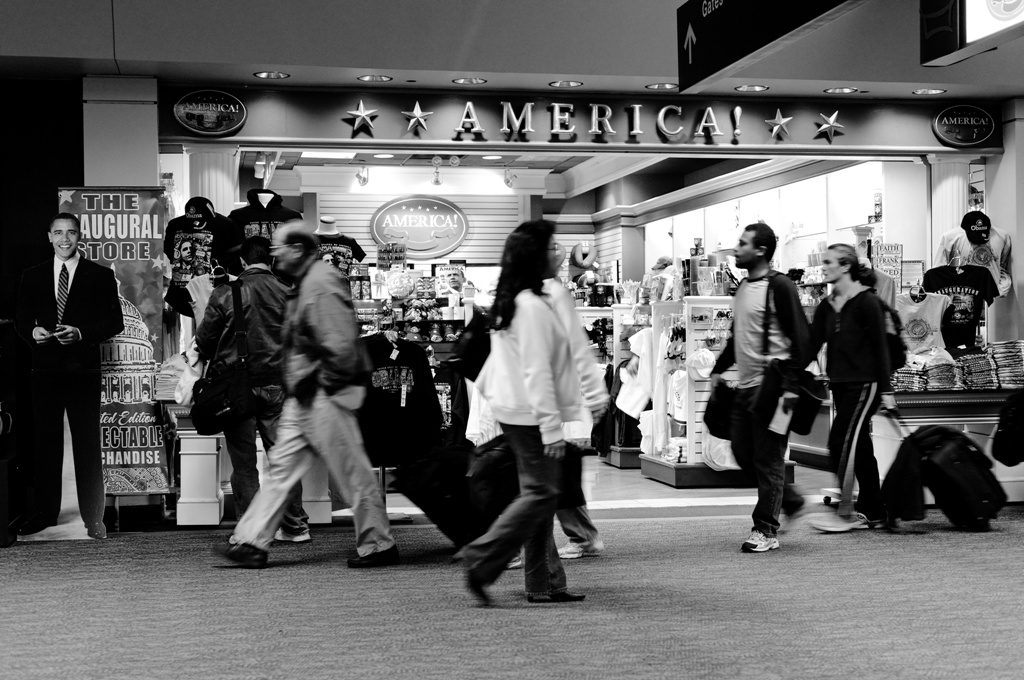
527, 591, 586, 603
346, 544, 400, 568
466, 572, 492, 607
17, 516, 57, 536
86, 522, 108, 540
214, 540, 268, 568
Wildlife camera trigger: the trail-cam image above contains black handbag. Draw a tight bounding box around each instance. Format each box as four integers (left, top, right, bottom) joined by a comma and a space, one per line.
189, 281, 257, 436
754, 359, 828, 436
703, 381, 736, 440
445, 306, 492, 381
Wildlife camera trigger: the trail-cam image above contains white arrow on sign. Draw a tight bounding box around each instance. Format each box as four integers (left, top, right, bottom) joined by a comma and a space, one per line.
684, 23, 697, 64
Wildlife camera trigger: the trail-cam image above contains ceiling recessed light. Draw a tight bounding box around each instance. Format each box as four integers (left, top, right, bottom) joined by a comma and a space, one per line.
734, 84, 769, 93
645, 83, 679, 91
254, 71, 290, 79
300, 151, 356, 160
549, 80, 583, 88
482, 155, 503, 160
824, 87, 859, 94
357, 75, 393, 83
373, 153, 395, 159
913, 88, 947, 95
453, 77, 488, 85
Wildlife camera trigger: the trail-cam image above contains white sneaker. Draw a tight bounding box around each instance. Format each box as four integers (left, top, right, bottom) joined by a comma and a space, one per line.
274, 528, 312, 543
506, 554, 523, 570
741, 530, 779, 553
558, 539, 605, 559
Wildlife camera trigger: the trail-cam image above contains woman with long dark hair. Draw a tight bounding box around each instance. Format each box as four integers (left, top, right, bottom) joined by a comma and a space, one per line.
805, 243, 896, 533
463, 220, 604, 606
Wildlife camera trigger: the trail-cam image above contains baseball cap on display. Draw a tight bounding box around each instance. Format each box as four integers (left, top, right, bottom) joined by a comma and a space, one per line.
960, 210, 991, 245
184, 196, 216, 223
652, 256, 673, 271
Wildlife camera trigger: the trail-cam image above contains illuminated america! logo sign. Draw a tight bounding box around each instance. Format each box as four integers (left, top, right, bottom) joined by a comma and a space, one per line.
173, 90, 247, 137
370, 196, 469, 260
931, 105, 996, 148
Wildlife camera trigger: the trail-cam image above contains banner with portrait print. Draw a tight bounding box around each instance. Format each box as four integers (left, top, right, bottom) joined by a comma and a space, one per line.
59, 187, 172, 494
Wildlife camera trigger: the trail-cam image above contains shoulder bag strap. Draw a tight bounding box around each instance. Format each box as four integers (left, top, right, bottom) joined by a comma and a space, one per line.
761, 273, 776, 357
230, 280, 249, 360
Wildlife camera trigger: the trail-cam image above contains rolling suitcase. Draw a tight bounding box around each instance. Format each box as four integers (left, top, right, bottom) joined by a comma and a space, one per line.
914, 425, 1007, 531
393, 445, 484, 548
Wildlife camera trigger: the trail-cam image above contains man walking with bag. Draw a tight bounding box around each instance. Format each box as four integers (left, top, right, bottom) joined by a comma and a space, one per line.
710, 223, 809, 553
216, 222, 397, 569
195, 236, 309, 541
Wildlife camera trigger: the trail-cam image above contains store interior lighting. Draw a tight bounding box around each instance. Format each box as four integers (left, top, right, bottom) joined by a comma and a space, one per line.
253, 152, 266, 179
356, 166, 369, 186
431, 168, 442, 185
504, 168, 516, 188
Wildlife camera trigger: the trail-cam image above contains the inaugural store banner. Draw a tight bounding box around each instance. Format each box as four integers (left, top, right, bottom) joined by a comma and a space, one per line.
59, 187, 171, 494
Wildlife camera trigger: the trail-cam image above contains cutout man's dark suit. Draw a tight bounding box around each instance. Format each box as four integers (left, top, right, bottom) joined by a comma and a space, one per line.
15, 256, 124, 533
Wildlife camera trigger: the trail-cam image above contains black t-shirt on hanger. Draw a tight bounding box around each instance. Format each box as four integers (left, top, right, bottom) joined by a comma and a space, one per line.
316, 233, 366, 278
923, 264, 998, 349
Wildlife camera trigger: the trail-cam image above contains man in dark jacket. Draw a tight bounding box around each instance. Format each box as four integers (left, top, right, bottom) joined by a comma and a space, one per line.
196, 236, 309, 541
711, 223, 809, 553
15, 213, 124, 539
216, 222, 396, 569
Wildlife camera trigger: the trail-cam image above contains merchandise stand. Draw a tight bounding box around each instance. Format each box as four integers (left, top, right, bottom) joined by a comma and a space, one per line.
637, 297, 801, 487
603, 304, 651, 469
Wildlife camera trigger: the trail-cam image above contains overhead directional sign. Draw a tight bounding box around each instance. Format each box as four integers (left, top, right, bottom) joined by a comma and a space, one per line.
922, 0, 1024, 66
676, 0, 869, 93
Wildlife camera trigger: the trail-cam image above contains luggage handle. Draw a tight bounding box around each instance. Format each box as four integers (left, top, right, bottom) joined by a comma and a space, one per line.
880, 408, 911, 440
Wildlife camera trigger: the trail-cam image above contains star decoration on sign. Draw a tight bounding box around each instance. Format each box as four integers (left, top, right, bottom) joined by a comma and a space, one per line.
402, 101, 433, 131
346, 101, 378, 131
58, 189, 76, 205
817, 111, 844, 142
765, 109, 793, 140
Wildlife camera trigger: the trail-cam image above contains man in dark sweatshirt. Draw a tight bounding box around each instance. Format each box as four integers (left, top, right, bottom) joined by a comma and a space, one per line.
711, 223, 809, 553
227, 189, 301, 241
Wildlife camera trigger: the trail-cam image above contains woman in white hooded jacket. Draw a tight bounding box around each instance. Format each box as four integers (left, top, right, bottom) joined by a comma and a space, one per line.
464, 220, 607, 606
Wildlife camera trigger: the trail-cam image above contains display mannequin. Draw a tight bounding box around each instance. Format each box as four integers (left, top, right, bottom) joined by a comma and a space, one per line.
227, 188, 301, 241
314, 215, 366, 279
934, 210, 1012, 297
163, 196, 243, 317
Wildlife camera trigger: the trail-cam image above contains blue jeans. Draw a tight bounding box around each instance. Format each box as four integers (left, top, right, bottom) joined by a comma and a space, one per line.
222, 384, 307, 534
233, 389, 394, 555
463, 424, 567, 597
729, 387, 802, 537
557, 506, 599, 546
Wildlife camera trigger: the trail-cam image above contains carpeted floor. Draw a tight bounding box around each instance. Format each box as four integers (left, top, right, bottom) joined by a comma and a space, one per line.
3, 507, 1024, 680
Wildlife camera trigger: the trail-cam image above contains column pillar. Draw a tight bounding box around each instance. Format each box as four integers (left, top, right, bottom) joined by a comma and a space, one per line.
186, 147, 239, 217
927, 156, 971, 266
83, 76, 158, 186
984, 99, 1024, 341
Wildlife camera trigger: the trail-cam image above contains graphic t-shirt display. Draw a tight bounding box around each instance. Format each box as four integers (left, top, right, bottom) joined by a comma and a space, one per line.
316, 234, 366, 277
227, 189, 302, 240
923, 264, 998, 349
934, 227, 1013, 296
358, 333, 442, 466
163, 197, 243, 317
895, 292, 950, 354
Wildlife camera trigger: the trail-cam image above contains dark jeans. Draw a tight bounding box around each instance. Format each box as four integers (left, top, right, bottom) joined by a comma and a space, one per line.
463, 423, 567, 596
730, 386, 802, 537
222, 384, 307, 534
29, 370, 105, 531
829, 382, 884, 521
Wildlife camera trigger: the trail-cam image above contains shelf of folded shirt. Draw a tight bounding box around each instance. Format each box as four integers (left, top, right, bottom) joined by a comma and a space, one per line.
869, 389, 1024, 503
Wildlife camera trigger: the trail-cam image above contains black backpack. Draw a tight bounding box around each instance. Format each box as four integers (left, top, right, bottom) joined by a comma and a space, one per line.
879, 297, 908, 371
